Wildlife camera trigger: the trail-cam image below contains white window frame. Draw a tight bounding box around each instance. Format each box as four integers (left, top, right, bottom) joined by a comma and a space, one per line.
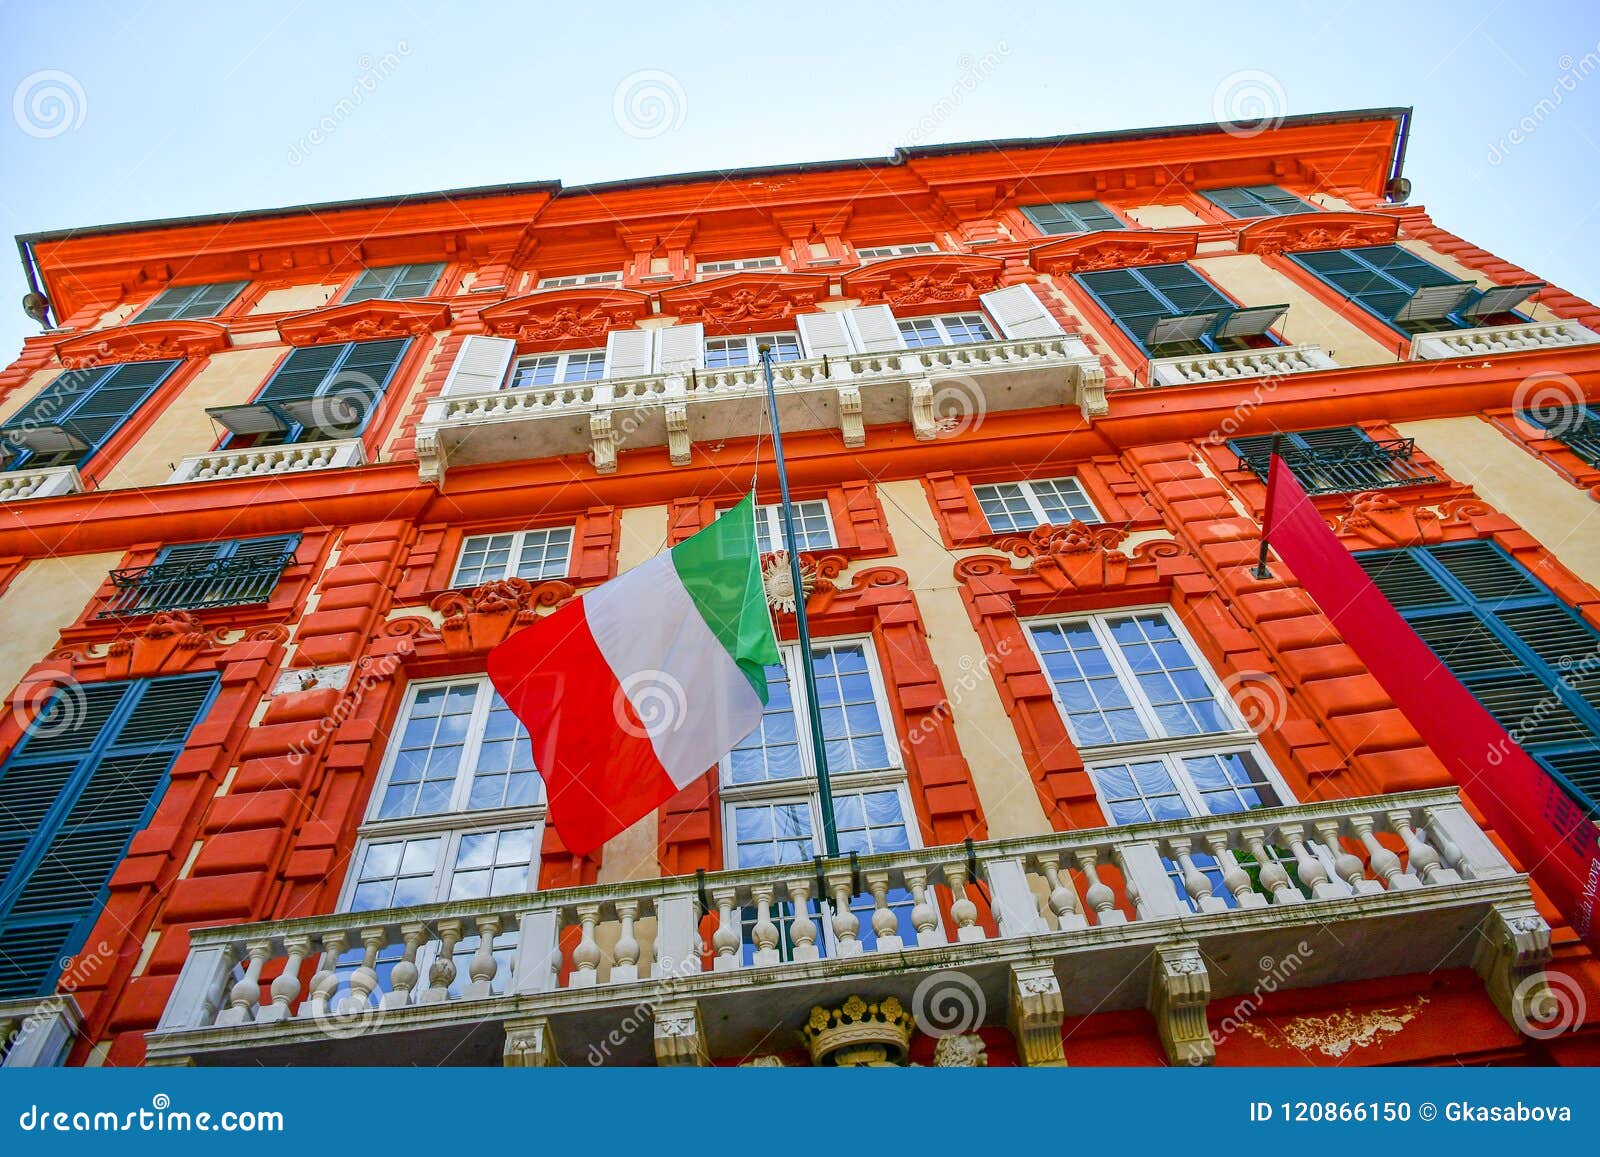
715, 499, 836, 554
973, 477, 1102, 533
697, 256, 784, 274
536, 271, 622, 289
507, 349, 607, 389
1081, 743, 1290, 826
452, 526, 573, 587
896, 312, 995, 347
856, 243, 942, 261
703, 332, 803, 368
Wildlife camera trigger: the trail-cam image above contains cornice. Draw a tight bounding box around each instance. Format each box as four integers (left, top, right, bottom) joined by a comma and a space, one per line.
838, 253, 1005, 306
1028, 230, 1200, 276
54, 320, 231, 368
275, 299, 452, 346
1235, 211, 1400, 256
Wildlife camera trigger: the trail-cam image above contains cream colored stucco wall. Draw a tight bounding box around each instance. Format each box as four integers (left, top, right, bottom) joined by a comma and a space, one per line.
251, 284, 338, 315
1194, 253, 1401, 366
379, 329, 455, 461
1124, 204, 1204, 229
0, 367, 60, 426
1399, 416, 1600, 588
0, 552, 122, 702
97, 346, 286, 490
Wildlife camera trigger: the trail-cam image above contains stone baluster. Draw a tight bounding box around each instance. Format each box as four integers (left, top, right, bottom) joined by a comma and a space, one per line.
1203, 832, 1265, 909
342, 927, 386, 1014
1167, 837, 1226, 913
786, 877, 820, 961
1242, 830, 1302, 905
1312, 819, 1377, 895
260, 936, 310, 1023
420, 919, 463, 1003
826, 868, 863, 956
945, 860, 985, 943
1276, 823, 1339, 900
750, 885, 781, 966
1389, 809, 1458, 885
1420, 806, 1472, 879
611, 901, 641, 983
864, 871, 902, 951
216, 940, 269, 1027
1075, 848, 1125, 925
711, 888, 743, 971
905, 868, 945, 946
303, 931, 346, 1018
382, 923, 429, 1010
1350, 815, 1418, 891
464, 915, 501, 998
570, 904, 602, 987
1037, 854, 1087, 931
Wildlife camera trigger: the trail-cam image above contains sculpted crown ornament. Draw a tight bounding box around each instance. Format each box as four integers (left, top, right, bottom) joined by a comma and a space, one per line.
800, 995, 916, 1066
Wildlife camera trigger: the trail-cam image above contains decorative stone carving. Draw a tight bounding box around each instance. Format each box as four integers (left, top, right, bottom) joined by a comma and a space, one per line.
275, 299, 449, 345
800, 995, 916, 1066
652, 1001, 709, 1066
840, 253, 1005, 307
502, 1016, 560, 1067
1236, 211, 1399, 256
1149, 943, 1214, 1066
740, 1054, 786, 1067
658, 272, 828, 323
430, 578, 572, 653
1029, 230, 1200, 276
1473, 899, 1555, 1035
55, 320, 230, 367
1008, 963, 1066, 1066
479, 287, 651, 344
932, 1033, 989, 1067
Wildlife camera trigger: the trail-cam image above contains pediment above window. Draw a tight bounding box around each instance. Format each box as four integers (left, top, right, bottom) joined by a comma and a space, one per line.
1236, 211, 1400, 256
1027, 230, 1201, 276
55, 320, 230, 368
658, 272, 830, 327
479, 287, 652, 346
839, 254, 1005, 307
275, 299, 451, 346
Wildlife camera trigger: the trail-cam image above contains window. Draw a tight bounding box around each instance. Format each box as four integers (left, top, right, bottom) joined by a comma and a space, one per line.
896, 313, 994, 348
342, 263, 445, 303
102, 534, 300, 617
718, 499, 835, 554
721, 642, 923, 959
973, 478, 1101, 533
1226, 427, 1437, 494
1523, 403, 1600, 469
0, 360, 180, 472
507, 350, 606, 389
0, 673, 218, 997
1201, 186, 1315, 218
452, 526, 573, 587
703, 333, 802, 369
1357, 541, 1600, 814
137, 281, 247, 322
1020, 201, 1126, 235
697, 256, 782, 274
1076, 263, 1280, 356
856, 243, 942, 260
211, 339, 409, 447
1289, 246, 1531, 336
537, 271, 622, 289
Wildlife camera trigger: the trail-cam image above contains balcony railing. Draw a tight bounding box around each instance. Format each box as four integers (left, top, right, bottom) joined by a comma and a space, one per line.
99, 548, 297, 618
165, 438, 367, 484
147, 789, 1546, 1067
414, 335, 1107, 483
1147, 343, 1337, 387
0, 464, 84, 502
1542, 410, 1600, 469
1236, 437, 1437, 494
1409, 319, 1600, 361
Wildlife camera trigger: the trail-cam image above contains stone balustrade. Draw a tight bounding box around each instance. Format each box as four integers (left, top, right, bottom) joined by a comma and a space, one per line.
164, 438, 368, 484
146, 789, 1549, 1067
1147, 344, 1337, 387
1409, 319, 1600, 360
0, 464, 84, 502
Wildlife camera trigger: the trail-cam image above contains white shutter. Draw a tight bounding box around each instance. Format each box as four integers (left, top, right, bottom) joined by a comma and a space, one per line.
654, 322, 706, 373
844, 305, 906, 352
979, 284, 1065, 339
440, 335, 516, 397
603, 328, 655, 380
796, 311, 856, 358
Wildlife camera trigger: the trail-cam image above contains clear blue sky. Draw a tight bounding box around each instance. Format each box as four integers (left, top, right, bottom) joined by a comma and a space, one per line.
2, 0, 1597, 361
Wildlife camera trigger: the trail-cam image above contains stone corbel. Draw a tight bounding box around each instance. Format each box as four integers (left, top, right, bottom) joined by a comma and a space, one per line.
1075, 363, 1108, 420
665, 402, 690, 466
503, 1016, 560, 1067
1008, 963, 1067, 1066
414, 427, 444, 488
838, 384, 864, 448
1473, 899, 1554, 1035
590, 412, 618, 474
1148, 943, 1214, 1066
909, 378, 936, 440
653, 1000, 709, 1066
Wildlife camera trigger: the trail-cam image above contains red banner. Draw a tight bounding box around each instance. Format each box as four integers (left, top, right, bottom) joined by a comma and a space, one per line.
1263, 454, 1600, 947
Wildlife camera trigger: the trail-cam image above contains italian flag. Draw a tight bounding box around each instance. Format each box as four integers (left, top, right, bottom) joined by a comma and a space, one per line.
487, 494, 781, 855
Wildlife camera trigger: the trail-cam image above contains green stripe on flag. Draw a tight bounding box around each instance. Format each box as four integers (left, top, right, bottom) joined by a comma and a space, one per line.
669, 493, 781, 703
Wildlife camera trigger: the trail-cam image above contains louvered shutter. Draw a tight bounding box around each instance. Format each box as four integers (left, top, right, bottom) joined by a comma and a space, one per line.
1021, 201, 1125, 235
844, 306, 906, 352
796, 311, 856, 358
0, 360, 183, 468
139, 281, 246, 322
1293, 427, 1372, 455
342, 267, 394, 304
1250, 186, 1314, 215
603, 329, 654, 380
654, 323, 706, 373
441, 336, 516, 397
1203, 188, 1270, 218
0, 674, 217, 998
390, 263, 444, 298
257, 346, 344, 405
979, 284, 1065, 339
1426, 541, 1543, 604
1141, 264, 1234, 314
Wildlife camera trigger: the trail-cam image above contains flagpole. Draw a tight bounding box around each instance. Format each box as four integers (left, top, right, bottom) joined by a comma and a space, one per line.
759, 345, 840, 859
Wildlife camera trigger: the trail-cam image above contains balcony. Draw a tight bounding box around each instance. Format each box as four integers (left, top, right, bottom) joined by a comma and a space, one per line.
1236, 437, 1437, 495
99, 546, 296, 618
1409, 319, 1600, 361
414, 335, 1107, 483
147, 789, 1549, 1067
164, 438, 367, 484
1147, 344, 1336, 387
0, 464, 84, 502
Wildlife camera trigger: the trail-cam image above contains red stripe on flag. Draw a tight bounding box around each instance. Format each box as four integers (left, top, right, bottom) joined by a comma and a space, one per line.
1263, 453, 1600, 947
487, 598, 680, 857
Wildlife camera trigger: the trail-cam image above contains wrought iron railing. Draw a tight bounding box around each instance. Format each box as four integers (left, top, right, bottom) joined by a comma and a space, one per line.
1235, 437, 1437, 495
1552, 411, 1600, 469
99, 548, 296, 617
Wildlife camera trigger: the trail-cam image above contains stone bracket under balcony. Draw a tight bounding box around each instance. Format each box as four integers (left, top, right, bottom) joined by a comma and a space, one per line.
413, 335, 1107, 485
1147, 343, 1337, 387
145, 789, 1553, 1068
164, 438, 367, 484
1409, 319, 1600, 361
0, 464, 84, 503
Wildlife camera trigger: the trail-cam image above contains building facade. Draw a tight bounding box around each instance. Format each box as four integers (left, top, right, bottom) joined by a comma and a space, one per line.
1, 108, 1598, 1068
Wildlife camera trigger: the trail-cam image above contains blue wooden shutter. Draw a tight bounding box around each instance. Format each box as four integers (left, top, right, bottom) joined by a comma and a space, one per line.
343, 263, 444, 303
1203, 186, 1314, 218
0, 673, 218, 997
1021, 201, 1125, 235
1291, 245, 1466, 324
250, 340, 408, 443
1, 360, 180, 470
139, 282, 247, 321
1076, 264, 1235, 353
